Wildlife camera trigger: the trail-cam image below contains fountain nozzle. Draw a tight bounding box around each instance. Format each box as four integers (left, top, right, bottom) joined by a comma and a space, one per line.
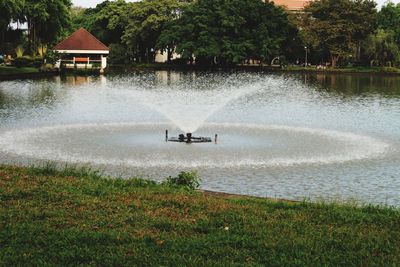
186, 133, 192, 143
166, 130, 212, 144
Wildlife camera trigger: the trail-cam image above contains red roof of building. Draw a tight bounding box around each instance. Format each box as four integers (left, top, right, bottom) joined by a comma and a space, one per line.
272, 0, 311, 11
54, 28, 109, 51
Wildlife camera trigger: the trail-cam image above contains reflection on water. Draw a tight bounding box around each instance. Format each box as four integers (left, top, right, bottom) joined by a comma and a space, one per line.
2, 72, 400, 110
308, 73, 400, 97
0, 71, 399, 206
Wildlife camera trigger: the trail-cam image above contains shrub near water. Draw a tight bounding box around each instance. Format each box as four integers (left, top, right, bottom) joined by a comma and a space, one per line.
163, 171, 201, 191
12, 56, 34, 68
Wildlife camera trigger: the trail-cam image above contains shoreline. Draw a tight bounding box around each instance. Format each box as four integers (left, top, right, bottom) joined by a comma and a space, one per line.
2, 65, 400, 81
109, 63, 400, 76
0, 68, 59, 81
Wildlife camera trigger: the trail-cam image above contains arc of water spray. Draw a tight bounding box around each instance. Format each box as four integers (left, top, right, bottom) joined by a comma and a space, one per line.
117, 77, 272, 133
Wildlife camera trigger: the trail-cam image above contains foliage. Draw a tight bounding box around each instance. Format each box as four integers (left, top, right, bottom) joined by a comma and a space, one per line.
0, 29, 25, 56
158, 0, 295, 66
68, 6, 87, 33
363, 29, 400, 67
44, 50, 60, 65
303, 0, 377, 67
11, 54, 44, 68
0, 0, 71, 55
378, 2, 400, 43
14, 45, 24, 58
23, 0, 72, 53
69, 0, 129, 46
1, 0, 397, 67
0, 0, 24, 53
32, 57, 43, 68
1, 165, 400, 266
108, 43, 129, 64
163, 171, 201, 191
122, 0, 183, 63
12, 56, 34, 68
37, 44, 47, 58
0, 0, 24, 25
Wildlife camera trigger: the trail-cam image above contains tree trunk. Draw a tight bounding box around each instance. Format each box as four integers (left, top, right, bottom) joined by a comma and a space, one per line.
330, 54, 339, 68
27, 18, 35, 54
167, 47, 172, 62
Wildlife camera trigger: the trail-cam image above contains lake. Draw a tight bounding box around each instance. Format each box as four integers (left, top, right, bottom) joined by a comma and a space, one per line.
0, 71, 399, 205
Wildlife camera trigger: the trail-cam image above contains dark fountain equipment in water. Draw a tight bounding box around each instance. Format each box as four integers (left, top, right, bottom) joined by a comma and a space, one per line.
165, 130, 217, 144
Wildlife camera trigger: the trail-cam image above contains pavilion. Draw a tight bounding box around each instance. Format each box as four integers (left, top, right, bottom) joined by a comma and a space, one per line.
54, 28, 109, 73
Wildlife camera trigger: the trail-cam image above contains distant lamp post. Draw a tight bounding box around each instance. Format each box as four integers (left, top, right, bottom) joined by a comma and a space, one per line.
304, 46, 308, 68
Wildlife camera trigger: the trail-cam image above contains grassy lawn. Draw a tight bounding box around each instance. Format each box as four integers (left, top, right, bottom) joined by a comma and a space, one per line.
1, 165, 399, 266
0, 66, 39, 76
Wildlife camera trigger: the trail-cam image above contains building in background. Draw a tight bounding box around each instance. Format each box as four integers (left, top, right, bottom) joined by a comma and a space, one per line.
54, 28, 109, 73
271, 0, 311, 11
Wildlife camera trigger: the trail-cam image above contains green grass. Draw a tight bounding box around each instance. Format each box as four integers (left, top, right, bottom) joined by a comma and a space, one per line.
1, 164, 399, 266
0, 66, 39, 76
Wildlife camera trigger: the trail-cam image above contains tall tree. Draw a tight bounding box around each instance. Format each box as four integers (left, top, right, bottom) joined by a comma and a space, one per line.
0, 0, 24, 53
71, 0, 129, 45
304, 0, 377, 67
121, 0, 186, 63
363, 29, 400, 67
352, 0, 378, 60
158, 0, 295, 66
24, 0, 72, 52
378, 2, 400, 43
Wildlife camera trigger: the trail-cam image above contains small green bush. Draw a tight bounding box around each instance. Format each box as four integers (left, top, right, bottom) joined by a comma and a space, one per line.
45, 50, 60, 65
32, 57, 43, 68
12, 56, 34, 68
15, 45, 25, 57
163, 171, 201, 191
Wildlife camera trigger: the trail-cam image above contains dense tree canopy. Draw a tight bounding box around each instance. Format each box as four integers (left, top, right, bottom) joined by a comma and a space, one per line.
0, 0, 23, 30
122, 0, 183, 63
0, 0, 71, 54
69, 0, 129, 45
2, 0, 400, 68
158, 0, 295, 66
378, 2, 400, 43
0, 0, 24, 53
24, 0, 72, 51
363, 29, 400, 66
303, 0, 377, 67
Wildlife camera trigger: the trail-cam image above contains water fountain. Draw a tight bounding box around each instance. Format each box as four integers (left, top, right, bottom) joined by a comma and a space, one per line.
165, 131, 213, 143
0, 71, 398, 205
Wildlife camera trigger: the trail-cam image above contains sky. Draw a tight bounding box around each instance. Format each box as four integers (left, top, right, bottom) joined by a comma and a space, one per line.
72, 0, 400, 8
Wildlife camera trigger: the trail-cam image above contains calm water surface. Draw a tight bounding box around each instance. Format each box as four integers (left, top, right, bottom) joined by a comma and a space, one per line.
0, 71, 399, 205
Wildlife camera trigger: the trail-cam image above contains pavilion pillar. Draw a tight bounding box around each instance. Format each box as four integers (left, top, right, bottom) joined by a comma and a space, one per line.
100, 55, 105, 74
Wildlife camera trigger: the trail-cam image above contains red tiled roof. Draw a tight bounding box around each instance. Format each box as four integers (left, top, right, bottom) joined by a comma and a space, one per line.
272, 0, 311, 11
54, 28, 109, 51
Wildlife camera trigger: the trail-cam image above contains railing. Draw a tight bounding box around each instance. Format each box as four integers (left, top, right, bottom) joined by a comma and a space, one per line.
60, 56, 104, 70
